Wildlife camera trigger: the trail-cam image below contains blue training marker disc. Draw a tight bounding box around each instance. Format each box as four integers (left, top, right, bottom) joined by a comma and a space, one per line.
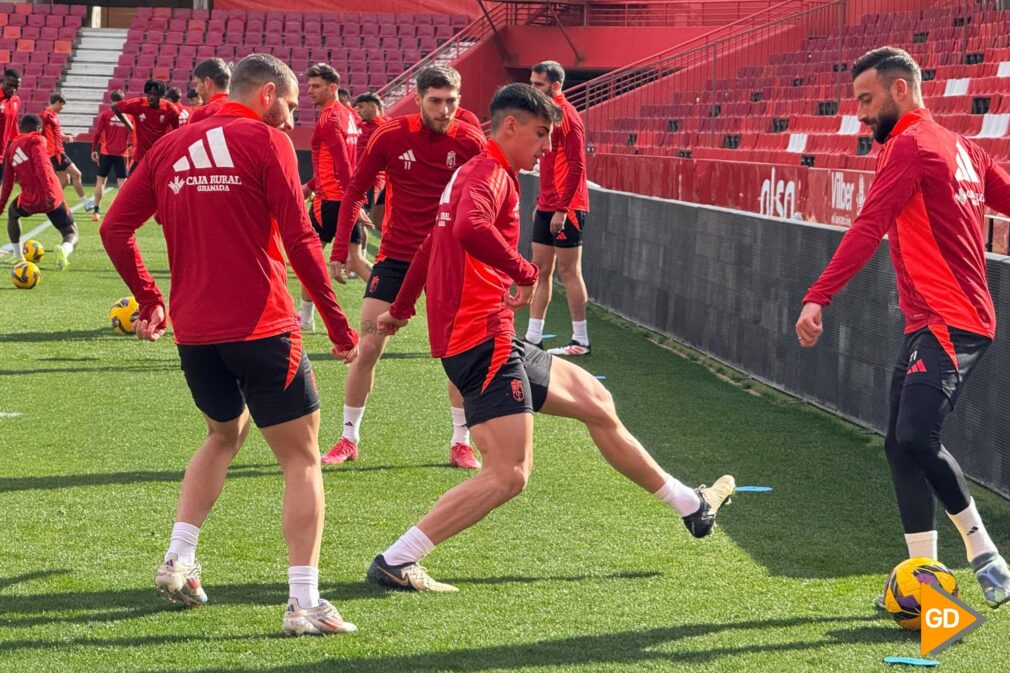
595, 375, 607, 380
736, 486, 773, 492
542, 333, 557, 339
883, 657, 940, 667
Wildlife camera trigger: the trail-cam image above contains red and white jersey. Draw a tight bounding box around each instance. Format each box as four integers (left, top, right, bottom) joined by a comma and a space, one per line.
332, 113, 485, 264
0, 132, 65, 214
100, 103, 357, 350
39, 108, 65, 158
0, 91, 20, 152
537, 93, 589, 213
116, 97, 181, 164
310, 101, 359, 201
390, 140, 539, 358
805, 108, 1010, 339
93, 107, 132, 157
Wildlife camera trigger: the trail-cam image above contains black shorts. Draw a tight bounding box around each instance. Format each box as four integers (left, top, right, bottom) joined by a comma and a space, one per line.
97, 154, 127, 179
11, 200, 75, 232
50, 153, 72, 172
363, 257, 410, 303
891, 325, 991, 407
375, 187, 386, 206
532, 209, 587, 248
177, 332, 320, 428
441, 335, 552, 428
310, 199, 362, 245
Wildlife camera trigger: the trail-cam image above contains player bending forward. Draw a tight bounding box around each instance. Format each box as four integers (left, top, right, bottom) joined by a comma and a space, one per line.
369, 83, 736, 591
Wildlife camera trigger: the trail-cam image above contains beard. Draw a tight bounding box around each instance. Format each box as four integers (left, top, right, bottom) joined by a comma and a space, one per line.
262, 99, 291, 129
420, 108, 451, 134
871, 101, 900, 144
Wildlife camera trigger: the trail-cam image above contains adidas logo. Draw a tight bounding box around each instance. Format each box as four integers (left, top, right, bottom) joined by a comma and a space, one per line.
399, 149, 416, 170
954, 141, 981, 185
168, 127, 241, 195
906, 358, 927, 375
967, 526, 980, 535
11, 146, 28, 167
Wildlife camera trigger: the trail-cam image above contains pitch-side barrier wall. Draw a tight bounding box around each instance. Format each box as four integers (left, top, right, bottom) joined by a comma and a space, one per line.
518, 173, 1010, 500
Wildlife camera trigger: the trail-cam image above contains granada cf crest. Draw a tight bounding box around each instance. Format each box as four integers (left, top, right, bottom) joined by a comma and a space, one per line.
369, 275, 380, 293
511, 379, 524, 402
446, 151, 456, 168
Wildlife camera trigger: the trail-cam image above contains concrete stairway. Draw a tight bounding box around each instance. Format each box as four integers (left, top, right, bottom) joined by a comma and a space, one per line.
59, 28, 128, 135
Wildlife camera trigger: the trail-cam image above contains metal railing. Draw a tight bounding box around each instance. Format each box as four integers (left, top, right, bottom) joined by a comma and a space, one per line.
585, 0, 815, 26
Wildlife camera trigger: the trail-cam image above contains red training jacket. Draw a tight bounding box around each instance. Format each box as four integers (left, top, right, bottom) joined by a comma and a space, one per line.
93, 107, 132, 157
537, 93, 589, 214
0, 132, 65, 214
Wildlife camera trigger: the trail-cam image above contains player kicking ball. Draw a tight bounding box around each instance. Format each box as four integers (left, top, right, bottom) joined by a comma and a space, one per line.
368, 83, 735, 592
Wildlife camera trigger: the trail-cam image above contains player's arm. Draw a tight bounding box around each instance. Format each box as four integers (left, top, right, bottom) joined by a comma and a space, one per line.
111, 99, 134, 129
381, 233, 433, 336
453, 176, 539, 289
167, 103, 181, 130
331, 130, 384, 267
99, 157, 165, 337
320, 111, 354, 192
797, 134, 921, 345
92, 112, 105, 161
264, 131, 359, 358
0, 150, 14, 213
983, 157, 1010, 216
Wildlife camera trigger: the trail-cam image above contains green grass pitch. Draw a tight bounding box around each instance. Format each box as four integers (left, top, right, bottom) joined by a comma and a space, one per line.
1, 187, 1009, 672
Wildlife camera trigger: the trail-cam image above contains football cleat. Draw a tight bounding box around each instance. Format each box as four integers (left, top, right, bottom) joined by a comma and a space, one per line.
155, 554, 208, 607
282, 597, 357, 636
449, 442, 481, 470
546, 340, 591, 357
83, 197, 96, 212
55, 246, 68, 271
322, 437, 358, 464
297, 314, 315, 332
366, 554, 458, 592
682, 475, 736, 539
972, 551, 1010, 608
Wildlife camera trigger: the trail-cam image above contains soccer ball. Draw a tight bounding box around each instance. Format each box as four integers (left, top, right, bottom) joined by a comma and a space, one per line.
21, 239, 44, 263
109, 296, 140, 334
882, 557, 959, 630
11, 261, 40, 289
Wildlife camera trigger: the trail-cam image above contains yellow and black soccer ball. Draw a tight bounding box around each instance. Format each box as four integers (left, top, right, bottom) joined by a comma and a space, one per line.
21, 239, 44, 263
883, 557, 959, 630
109, 296, 140, 335
11, 261, 40, 289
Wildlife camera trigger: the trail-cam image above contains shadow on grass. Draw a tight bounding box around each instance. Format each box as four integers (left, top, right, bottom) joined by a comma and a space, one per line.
307, 351, 431, 361
0, 464, 280, 493
0, 363, 180, 375
0, 569, 72, 592
0, 571, 662, 631
0, 328, 114, 343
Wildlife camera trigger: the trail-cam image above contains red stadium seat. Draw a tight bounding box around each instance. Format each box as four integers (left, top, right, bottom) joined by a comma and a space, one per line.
2, 25, 18, 39
14, 3, 31, 16
15, 38, 33, 52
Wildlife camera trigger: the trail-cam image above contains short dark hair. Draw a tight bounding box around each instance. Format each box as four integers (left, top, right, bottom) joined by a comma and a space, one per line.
186, 87, 199, 100
416, 64, 460, 95
231, 53, 297, 100
165, 87, 182, 103
49, 92, 65, 105
193, 57, 231, 90
354, 92, 383, 110
851, 46, 921, 89
306, 62, 340, 86
337, 87, 351, 101
3, 68, 20, 80
532, 61, 565, 87
144, 79, 167, 96
20, 113, 40, 132
110, 89, 125, 102
489, 83, 562, 132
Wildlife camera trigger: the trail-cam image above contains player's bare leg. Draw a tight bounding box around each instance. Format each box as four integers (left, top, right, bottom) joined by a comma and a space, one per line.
93, 175, 107, 220
539, 356, 734, 537
547, 246, 591, 356
526, 242, 556, 346
65, 162, 87, 201
367, 412, 533, 592
7, 202, 23, 260
346, 241, 372, 280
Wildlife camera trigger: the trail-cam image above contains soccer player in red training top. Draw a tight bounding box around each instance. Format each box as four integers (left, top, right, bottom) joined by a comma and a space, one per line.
100, 54, 361, 636
112, 79, 180, 171
323, 65, 486, 469
526, 61, 592, 357
90, 89, 132, 222
298, 63, 366, 332
367, 84, 736, 591
165, 88, 191, 126
40, 93, 93, 212
0, 69, 21, 172
189, 58, 231, 125
796, 47, 1010, 609
353, 92, 389, 227
454, 105, 486, 139
1, 114, 79, 270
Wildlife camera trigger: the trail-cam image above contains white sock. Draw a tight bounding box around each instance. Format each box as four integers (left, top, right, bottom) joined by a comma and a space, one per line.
653, 475, 702, 517
572, 320, 588, 346
342, 404, 365, 443
383, 526, 434, 566
948, 499, 998, 563
526, 318, 544, 343
166, 521, 200, 566
904, 530, 938, 560
60, 241, 74, 257
450, 407, 469, 445
299, 299, 314, 321
288, 565, 320, 608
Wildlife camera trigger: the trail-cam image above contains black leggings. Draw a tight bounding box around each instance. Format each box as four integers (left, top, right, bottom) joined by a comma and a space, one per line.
8, 200, 78, 249
884, 381, 971, 534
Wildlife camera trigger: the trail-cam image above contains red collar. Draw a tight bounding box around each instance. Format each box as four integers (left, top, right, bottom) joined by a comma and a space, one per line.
887, 107, 932, 141
486, 139, 516, 176
216, 102, 260, 121
209, 93, 228, 104
553, 93, 566, 105
14, 132, 35, 140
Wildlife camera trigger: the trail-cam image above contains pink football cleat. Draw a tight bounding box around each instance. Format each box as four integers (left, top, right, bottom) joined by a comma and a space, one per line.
322, 437, 358, 464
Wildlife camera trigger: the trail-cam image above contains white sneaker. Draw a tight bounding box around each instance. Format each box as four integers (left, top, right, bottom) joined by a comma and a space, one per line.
83, 197, 95, 212
546, 340, 591, 357
298, 314, 315, 332
282, 597, 358, 635
155, 554, 208, 607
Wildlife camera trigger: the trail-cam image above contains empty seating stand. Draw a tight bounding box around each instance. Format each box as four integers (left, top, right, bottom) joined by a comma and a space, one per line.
0, 3, 85, 113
